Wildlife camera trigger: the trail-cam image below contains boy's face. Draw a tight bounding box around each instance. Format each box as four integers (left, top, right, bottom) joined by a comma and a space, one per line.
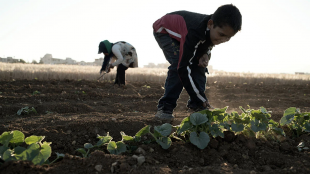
208, 19, 236, 46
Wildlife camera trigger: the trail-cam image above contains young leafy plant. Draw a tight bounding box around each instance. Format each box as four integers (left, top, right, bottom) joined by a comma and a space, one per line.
76, 126, 153, 157
32, 91, 40, 95
107, 125, 152, 153
17, 106, 37, 116
222, 106, 285, 138
76, 133, 113, 157
175, 106, 285, 149
119, 125, 152, 152
107, 141, 126, 155
120, 125, 151, 143
147, 123, 172, 149
0, 130, 52, 165
120, 124, 172, 150
49, 152, 65, 165
76, 143, 95, 157
280, 107, 310, 137
176, 112, 211, 149
76, 132, 129, 156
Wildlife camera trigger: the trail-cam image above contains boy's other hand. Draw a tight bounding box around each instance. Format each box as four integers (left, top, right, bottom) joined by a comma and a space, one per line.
203, 101, 212, 109
198, 54, 209, 67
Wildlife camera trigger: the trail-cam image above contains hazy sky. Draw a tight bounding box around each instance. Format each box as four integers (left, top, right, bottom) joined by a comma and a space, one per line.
0, 0, 310, 74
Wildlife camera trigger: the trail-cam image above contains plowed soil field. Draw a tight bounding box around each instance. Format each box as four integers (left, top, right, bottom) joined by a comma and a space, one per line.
0, 79, 310, 174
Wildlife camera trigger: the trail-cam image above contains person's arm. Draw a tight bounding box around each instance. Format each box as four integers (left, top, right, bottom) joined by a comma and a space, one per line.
195, 41, 213, 74
177, 32, 209, 106
100, 54, 113, 73
111, 44, 123, 67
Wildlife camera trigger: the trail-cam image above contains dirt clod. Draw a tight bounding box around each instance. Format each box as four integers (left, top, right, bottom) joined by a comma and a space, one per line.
280, 142, 291, 151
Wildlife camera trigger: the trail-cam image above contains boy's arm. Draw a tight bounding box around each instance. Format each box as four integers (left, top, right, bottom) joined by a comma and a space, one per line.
177, 32, 209, 105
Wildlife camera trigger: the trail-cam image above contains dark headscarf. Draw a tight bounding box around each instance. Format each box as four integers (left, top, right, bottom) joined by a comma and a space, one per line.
98, 40, 113, 54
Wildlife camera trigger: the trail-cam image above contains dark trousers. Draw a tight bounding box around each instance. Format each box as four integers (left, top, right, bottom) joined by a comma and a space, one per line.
115, 64, 128, 86
154, 32, 207, 113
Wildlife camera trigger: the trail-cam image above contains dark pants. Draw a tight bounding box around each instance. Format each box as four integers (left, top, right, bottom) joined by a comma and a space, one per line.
154, 32, 207, 113
185, 63, 208, 110
115, 64, 128, 86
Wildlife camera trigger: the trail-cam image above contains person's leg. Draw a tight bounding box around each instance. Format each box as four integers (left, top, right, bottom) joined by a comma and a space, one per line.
154, 32, 184, 116
118, 64, 128, 85
114, 68, 119, 86
186, 64, 207, 111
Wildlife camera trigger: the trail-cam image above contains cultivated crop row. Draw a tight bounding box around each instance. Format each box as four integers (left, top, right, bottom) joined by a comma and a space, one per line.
0, 106, 309, 165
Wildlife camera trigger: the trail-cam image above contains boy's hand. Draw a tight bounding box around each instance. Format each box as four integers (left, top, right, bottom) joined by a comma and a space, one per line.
198, 54, 210, 68
203, 101, 214, 109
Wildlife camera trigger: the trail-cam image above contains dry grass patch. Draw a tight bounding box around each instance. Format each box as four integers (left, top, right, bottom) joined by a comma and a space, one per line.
0, 62, 309, 85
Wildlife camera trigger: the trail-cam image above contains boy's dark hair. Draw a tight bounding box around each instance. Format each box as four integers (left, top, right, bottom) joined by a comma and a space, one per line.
211, 4, 242, 32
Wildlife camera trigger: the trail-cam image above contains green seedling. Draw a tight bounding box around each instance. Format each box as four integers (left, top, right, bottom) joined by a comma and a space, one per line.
142, 85, 151, 88
175, 106, 285, 149
176, 113, 211, 149
76, 106, 309, 154
45, 111, 53, 114
0, 130, 52, 165
120, 125, 151, 143
76, 132, 115, 157
17, 106, 37, 115
49, 152, 65, 164
144, 123, 172, 149
32, 91, 40, 95
76, 143, 95, 157
280, 107, 310, 137
107, 141, 126, 155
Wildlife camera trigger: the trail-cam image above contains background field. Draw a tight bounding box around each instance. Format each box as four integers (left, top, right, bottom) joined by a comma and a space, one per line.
1, 62, 310, 85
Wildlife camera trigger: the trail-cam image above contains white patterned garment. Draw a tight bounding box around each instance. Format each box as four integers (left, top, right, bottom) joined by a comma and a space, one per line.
111, 42, 138, 68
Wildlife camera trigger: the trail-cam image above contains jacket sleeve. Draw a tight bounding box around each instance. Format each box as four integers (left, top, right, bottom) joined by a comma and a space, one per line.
111, 44, 123, 66
177, 31, 208, 104
101, 54, 113, 71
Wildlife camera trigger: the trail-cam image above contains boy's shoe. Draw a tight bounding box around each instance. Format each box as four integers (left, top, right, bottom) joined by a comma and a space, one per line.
155, 110, 174, 120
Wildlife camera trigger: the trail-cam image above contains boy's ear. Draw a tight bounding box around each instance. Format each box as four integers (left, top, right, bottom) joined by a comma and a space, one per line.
207, 19, 214, 29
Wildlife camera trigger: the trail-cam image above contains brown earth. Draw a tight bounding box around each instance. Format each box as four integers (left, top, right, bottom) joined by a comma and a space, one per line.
0, 79, 310, 174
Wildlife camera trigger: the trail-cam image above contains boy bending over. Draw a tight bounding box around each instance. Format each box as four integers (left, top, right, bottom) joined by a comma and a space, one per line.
153, 4, 242, 119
